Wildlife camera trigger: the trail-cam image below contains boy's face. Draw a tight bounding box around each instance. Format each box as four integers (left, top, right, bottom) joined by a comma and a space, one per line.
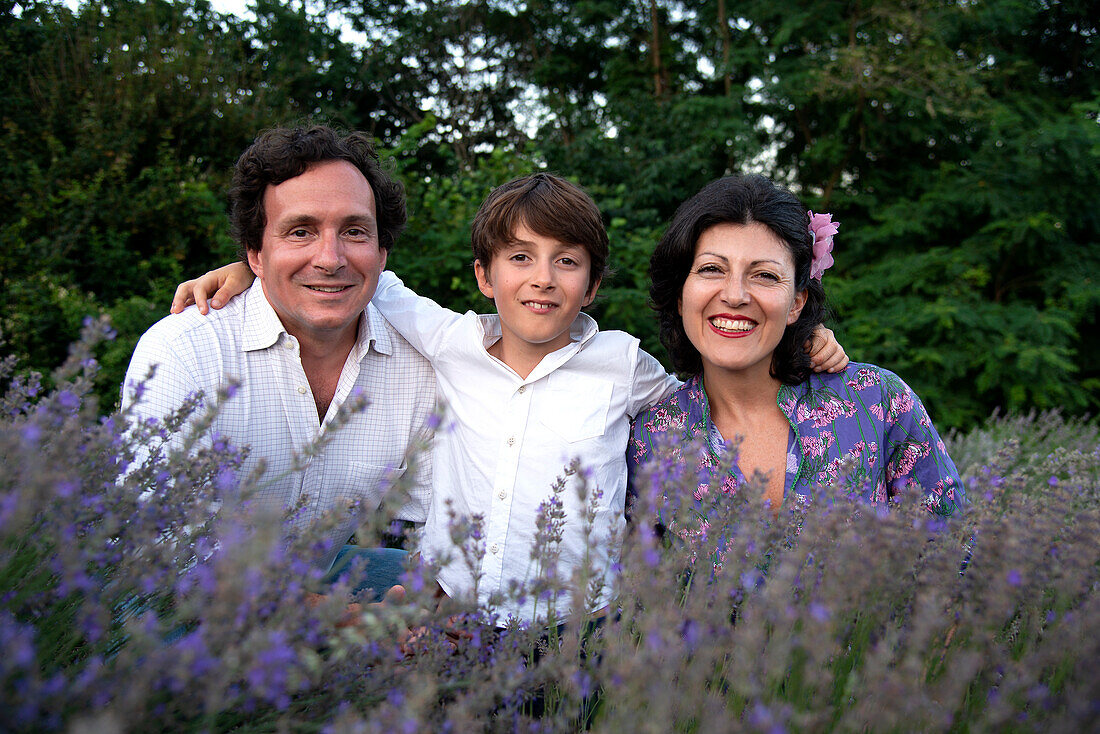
474, 223, 599, 363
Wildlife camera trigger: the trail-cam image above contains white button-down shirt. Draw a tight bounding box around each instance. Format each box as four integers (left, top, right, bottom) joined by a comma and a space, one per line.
122, 283, 436, 570
374, 272, 678, 623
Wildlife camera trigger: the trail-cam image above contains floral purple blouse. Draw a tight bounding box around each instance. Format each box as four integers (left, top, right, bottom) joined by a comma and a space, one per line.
627, 363, 965, 519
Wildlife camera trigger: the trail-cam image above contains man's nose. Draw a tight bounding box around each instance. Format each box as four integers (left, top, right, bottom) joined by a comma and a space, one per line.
313, 230, 346, 272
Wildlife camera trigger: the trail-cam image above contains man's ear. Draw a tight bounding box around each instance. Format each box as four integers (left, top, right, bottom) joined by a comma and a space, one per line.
787, 289, 808, 325
582, 277, 602, 307
473, 259, 494, 300
246, 248, 263, 279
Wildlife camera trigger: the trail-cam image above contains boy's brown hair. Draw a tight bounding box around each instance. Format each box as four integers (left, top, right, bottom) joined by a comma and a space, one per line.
471, 173, 609, 292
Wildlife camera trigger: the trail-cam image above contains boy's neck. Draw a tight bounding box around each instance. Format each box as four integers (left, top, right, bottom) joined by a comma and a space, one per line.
487, 333, 573, 380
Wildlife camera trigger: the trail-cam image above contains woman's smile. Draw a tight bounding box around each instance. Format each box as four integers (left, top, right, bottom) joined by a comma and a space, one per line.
708, 315, 757, 335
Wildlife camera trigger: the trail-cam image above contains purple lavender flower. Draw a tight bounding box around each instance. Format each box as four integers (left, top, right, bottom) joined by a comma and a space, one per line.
247, 630, 298, 709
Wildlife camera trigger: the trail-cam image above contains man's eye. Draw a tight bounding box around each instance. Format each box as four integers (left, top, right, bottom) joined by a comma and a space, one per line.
290, 229, 310, 238
345, 227, 367, 238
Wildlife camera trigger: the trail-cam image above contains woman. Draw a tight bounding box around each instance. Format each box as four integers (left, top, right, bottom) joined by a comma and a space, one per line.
628, 175, 964, 521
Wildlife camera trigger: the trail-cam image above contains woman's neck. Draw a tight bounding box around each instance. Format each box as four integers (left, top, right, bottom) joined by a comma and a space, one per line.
701, 362, 783, 429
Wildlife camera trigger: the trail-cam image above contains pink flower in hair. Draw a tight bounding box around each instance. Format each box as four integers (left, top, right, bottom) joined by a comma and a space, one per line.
807, 211, 839, 280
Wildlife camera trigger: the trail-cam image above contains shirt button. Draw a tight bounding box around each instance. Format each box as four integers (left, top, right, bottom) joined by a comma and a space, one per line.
507, 436, 515, 446
498, 490, 506, 500
297, 386, 307, 394
285, 342, 294, 350
518, 385, 526, 394
490, 544, 499, 554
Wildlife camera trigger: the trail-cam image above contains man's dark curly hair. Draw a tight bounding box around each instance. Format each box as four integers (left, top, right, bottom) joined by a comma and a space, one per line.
649, 174, 827, 384
229, 125, 406, 255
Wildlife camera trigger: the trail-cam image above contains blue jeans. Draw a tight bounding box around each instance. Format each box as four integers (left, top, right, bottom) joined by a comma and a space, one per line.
323, 545, 408, 603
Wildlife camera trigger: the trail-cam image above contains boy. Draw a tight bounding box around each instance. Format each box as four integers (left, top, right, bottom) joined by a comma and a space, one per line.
173, 173, 846, 624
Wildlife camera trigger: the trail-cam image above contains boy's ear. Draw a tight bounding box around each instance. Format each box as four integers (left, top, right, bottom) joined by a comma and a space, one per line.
473, 259, 494, 300
582, 277, 602, 307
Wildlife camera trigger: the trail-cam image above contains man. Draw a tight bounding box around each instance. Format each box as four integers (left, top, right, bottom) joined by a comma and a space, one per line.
122, 126, 436, 594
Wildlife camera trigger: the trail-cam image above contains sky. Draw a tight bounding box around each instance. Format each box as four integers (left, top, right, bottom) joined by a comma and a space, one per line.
59, 0, 364, 44
211, 0, 252, 16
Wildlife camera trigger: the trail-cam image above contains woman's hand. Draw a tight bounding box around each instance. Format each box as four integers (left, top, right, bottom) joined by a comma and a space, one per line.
806, 326, 848, 373
170, 261, 256, 314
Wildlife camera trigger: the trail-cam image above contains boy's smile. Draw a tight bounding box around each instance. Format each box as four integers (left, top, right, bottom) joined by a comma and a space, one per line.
474, 224, 599, 375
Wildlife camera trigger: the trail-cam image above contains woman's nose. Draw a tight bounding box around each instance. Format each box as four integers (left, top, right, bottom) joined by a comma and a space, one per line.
720, 274, 749, 305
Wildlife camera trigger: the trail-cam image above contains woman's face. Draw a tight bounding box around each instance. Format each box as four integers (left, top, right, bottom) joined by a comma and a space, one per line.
679, 222, 807, 379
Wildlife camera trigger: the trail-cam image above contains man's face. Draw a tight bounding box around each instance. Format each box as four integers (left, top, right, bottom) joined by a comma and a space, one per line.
247, 160, 387, 348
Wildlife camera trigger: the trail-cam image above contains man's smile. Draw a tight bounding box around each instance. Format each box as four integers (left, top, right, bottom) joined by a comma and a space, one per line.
304, 284, 355, 293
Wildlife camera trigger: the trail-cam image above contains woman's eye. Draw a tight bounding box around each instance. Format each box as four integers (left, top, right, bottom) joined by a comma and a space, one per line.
756, 271, 780, 281
695, 264, 722, 275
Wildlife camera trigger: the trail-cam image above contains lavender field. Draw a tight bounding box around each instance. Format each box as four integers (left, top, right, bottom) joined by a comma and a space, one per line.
3, 322, 1098, 732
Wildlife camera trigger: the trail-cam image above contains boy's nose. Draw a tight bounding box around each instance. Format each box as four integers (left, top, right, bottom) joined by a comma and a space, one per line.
530, 259, 555, 288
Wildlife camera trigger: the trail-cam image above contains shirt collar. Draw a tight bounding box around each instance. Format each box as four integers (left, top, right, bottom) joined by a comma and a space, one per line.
570, 312, 599, 346
474, 311, 599, 382
476, 311, 599, 351
240, 282, 390, 359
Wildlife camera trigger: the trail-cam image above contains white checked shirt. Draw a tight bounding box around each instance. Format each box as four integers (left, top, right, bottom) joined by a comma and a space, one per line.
122, 283, 436, 570
373, 272, 679, 623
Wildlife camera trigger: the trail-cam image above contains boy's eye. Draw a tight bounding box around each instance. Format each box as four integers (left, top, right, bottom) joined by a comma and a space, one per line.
559, 257, 577, 266
510, 253, 529, 262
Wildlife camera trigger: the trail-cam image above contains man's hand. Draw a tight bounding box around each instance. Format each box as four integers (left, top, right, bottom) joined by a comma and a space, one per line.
170, 261, 256, 315
306, 585, 407, 629
806, 325, 849, 373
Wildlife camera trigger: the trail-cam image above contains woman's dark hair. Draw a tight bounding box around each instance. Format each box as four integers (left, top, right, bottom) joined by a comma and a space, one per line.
649, 174, 826, 384
229, 125, 406, 255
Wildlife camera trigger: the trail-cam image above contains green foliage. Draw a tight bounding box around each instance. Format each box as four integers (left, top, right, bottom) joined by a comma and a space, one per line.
0, 0, 1097, 428
0, 0, 365, 406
